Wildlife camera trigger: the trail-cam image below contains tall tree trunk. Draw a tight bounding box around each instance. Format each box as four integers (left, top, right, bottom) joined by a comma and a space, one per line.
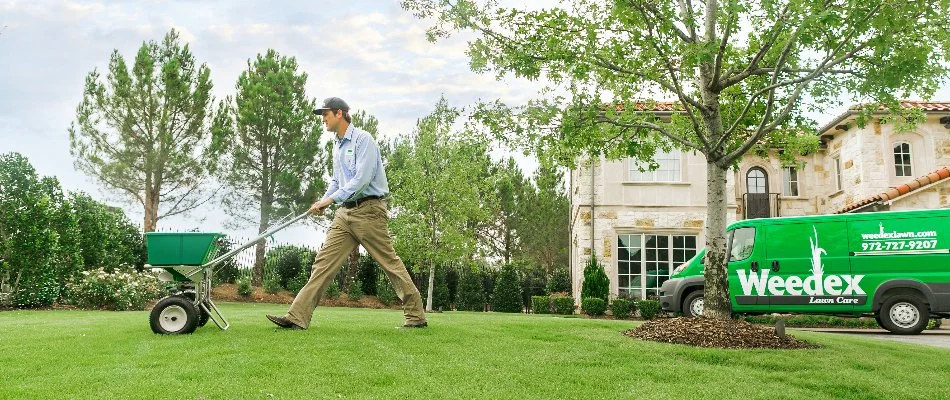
426, 211, 437, 312
425, 185, 437, 311
253, 194, 273, 287
426, 259, 435, 312
143, 189, 159, 233
697, 7, 731, 318
253, 236, 266, 287
343, 247, 360, 293
703, 161, 731, 319
503, 223, 511, 265
253, 229, 267, 287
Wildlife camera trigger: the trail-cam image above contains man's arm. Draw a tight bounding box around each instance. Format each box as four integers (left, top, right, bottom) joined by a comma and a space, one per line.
323, 149, 340, 200
310, 149, 340, 215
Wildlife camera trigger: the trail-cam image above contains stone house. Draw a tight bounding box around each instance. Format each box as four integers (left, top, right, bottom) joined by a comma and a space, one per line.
569, 101, 950, 302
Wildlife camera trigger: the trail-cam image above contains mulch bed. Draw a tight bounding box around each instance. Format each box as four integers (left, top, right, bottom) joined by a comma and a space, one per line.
210, 284, 399, 310
625, 317, 819, 349
0, 285, 400, 312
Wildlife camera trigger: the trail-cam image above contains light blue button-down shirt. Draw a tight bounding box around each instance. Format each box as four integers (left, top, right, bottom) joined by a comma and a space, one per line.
324, 124, 390, 204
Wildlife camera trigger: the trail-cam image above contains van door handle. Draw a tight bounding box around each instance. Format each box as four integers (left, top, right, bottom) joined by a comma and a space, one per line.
751, 261, 759, 272
772, 260, 780, 272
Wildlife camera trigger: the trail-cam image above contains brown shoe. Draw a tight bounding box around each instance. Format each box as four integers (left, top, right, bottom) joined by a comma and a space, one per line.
399, 321, 428, 329
266, 314, 304, 330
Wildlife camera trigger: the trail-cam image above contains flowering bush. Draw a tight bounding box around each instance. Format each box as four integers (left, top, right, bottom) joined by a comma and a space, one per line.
65, 268, 162, 311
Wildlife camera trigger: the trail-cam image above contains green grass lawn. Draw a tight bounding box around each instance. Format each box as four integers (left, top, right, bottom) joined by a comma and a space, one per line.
1, 303, 948, 400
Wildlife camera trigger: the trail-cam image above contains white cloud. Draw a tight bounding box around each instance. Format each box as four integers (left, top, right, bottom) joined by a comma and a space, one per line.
63, 0, 105, 16
248, 23, 271, 35
169, 24, 196, 43
209, 24, 236, 41
414, 57, 448, 71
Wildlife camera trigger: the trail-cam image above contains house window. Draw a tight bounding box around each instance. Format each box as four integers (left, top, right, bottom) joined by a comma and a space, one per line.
629, 149, 681, 182
834, 158, 842, 191
618, 233, 697, 299
782, 167, 799, 196
894, 142, 912, 177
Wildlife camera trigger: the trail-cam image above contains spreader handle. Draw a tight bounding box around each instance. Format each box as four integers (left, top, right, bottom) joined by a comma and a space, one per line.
202, 211, 313, 270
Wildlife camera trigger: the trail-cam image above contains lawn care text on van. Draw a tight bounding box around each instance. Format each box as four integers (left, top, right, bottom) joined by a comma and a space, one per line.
737, 269, 865, 296
736, 226, 867, 305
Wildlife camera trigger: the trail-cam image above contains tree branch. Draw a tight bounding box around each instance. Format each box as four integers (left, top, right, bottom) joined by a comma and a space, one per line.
638, 1, 694, 42
158, 180, 216, 220
596, 114, 703, 150
717, 3, 792, 89
712, 0, 735, 86
678, 0, 698, 41
590, 54, 678, 93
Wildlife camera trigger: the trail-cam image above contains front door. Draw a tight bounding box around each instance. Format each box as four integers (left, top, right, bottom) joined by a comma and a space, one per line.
746, 168, 770, 219
765, 221, 856, 312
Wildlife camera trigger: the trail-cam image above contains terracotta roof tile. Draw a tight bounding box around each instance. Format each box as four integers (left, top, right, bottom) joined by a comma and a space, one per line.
820, 100, 950, 133
835, 167, 950, 213
614, 102, 681, 112
859, 101, 950, 112
617, 100, 950, 117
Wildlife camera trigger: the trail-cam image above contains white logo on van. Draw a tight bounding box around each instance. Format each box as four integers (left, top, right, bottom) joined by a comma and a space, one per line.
738, 227, 865, 296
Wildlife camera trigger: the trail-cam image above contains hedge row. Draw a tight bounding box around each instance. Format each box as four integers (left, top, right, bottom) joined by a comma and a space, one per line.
1, 153, 146, 308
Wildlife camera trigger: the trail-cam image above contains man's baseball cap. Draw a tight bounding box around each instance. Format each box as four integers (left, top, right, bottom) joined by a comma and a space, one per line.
313, 97, 350, 114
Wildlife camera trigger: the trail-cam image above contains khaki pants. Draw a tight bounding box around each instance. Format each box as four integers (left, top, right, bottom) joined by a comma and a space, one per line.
285, 199, 426, 328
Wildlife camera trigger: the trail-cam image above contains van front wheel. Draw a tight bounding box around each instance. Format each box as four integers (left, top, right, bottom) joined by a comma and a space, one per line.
879, 295, 928, 335
683, 290, 704, 317
874, 315, 885, 329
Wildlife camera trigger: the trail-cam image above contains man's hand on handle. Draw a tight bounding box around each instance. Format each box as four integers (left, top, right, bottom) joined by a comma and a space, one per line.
308, 198, 334, 215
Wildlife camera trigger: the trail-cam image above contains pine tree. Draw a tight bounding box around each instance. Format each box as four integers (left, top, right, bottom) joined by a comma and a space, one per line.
581, 254, 609, 303
492, 265, 523, 313
456, 267, 485, 311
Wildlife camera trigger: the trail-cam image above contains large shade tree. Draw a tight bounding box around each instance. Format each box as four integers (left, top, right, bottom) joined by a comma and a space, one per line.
69, 29, 220, 232
403, 0, 950, 318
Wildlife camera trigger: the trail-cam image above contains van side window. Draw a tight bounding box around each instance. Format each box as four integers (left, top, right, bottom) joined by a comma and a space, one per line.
729, 228, 756, 261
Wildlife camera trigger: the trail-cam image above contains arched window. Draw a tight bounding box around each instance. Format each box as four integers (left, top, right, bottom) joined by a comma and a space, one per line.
746, 167, 768, 194
893, 142, 912, 177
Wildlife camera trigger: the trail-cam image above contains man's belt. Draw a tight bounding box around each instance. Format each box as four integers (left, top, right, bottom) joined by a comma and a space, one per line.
341, 195, 383, 209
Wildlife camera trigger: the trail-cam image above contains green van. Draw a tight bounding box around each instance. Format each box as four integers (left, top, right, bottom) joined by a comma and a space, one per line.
659, 208, 950, 334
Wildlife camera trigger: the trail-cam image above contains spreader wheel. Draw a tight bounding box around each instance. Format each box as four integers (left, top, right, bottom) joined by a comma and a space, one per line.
176, 293, 210, 327
150, 296, 199, 334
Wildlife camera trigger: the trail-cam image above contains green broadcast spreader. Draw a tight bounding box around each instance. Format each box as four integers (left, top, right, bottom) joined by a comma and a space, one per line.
145, 212, 311, 334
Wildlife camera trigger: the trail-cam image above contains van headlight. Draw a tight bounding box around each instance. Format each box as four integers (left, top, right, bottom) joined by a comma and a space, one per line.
672, 263, 687, 276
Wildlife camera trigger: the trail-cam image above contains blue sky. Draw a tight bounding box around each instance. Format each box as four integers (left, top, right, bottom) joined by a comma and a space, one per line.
1, 0, 949, 248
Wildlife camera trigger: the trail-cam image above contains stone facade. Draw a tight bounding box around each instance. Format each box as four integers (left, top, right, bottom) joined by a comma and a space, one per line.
569, 108, 950, 303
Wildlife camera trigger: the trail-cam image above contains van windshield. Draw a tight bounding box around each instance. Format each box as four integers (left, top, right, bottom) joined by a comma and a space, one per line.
728, 227, 756, 261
